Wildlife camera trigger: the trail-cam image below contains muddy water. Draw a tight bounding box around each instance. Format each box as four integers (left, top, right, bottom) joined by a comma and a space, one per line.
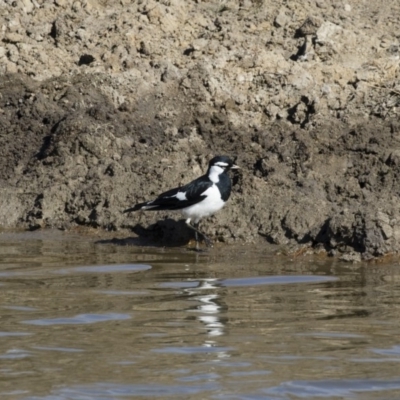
1, 231, 400, 399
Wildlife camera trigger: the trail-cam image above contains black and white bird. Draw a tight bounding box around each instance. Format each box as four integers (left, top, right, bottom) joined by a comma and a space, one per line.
124, 155, 239, 248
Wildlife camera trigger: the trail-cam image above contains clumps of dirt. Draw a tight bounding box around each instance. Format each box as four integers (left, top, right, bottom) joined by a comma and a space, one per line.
1, 0, 400, 260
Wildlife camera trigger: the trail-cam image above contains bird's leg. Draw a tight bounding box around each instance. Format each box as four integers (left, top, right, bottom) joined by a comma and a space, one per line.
194, 230, 199, 251
185, 219, 213, 248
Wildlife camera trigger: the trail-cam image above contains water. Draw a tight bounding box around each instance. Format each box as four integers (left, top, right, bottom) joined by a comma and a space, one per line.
1, 230, 400, 399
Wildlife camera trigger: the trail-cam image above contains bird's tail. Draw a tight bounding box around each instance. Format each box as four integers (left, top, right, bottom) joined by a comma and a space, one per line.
123, 201, 157, 213
123, 205, 140, 213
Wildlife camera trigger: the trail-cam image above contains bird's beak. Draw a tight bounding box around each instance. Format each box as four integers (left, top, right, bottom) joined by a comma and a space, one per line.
231, 164, 240, 170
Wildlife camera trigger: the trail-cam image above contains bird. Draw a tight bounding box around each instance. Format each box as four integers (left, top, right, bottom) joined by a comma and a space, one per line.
124, 155, 240, 249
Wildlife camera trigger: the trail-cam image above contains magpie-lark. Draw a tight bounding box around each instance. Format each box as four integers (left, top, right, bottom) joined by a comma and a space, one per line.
124, 155, 239, 248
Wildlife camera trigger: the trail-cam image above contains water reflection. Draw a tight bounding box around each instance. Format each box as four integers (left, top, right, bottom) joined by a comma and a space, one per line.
187, 278, 228, 362
188, 278, 224, 338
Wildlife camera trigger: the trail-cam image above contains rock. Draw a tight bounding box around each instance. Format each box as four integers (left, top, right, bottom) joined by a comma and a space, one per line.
274, 7, 290, 28
0, 189, 24, 227
316, 21, 343, 45
192, 38, 208, 51
4, 33, 24, 43
298, 16, 322, 37
21, 0, 34, 13
344, 4, 352, 12
161, 62, 182, 82
339, 251, 362, 263
54, 0, 68, 7
295, 16, 323, 61
3, 60, 18, 73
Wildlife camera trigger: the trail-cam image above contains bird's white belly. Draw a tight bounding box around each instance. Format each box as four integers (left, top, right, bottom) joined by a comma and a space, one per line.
182, 185, 225, 223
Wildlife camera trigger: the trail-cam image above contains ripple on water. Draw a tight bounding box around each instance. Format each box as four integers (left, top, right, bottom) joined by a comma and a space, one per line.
372, 345, 400, 356
152, 346, 233, 354
159, 281, 200, 289
0, 332, 32, 337
221, 275, 338, 287
177, 372, 220, 382
32, 346, 84, 353
30, 382, 219, 398
54, 264, 152, 274
0, 272, 20, 277
297, 332, 364, 339
2, 306, 37, 312
21, 313, 131, 326
0, 349, 31, 359
228, 370, 271, 377
263, 378, 400, 398
97, 290, 149, 296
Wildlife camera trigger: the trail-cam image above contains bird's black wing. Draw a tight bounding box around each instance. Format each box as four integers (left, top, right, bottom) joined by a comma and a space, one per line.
124, 175, 213, 213
150, 175, 213, 210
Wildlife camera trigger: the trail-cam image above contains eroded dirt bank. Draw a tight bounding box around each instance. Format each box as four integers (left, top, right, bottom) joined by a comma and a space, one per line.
1, 0, 400, 260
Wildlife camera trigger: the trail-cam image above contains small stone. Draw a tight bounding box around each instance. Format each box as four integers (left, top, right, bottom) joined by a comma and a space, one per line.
7, 44, 19, 63
298, 16, 322, 36
191, 38, 208, 51
296, 17, 322, 61
181, 77, 191, 88
139, 41, 151, 55
224, 99, 237, 112
4, 33, 24, 43
161, 62, 181, 82
380, 35, 393, 49
393, 226, 400, 241
277, 109, 288, 119
7, 17, 21, 32
377, 211, 390, 225
339, 251, 361, 263
380, 223, 393, 240
21, 0, 34, 13
316, 21, 343, 45
5, 61, 18, 74
265, 103, 280, 119
274, 8, 290, 28
72, 1, 82, 11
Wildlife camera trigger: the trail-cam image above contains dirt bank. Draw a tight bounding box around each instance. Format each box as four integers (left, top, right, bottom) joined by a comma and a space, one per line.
1, 0, 400, 260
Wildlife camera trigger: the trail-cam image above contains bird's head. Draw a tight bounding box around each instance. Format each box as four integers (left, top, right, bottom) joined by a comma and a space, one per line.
208, 155, 239, 171
207, 156, 239, 182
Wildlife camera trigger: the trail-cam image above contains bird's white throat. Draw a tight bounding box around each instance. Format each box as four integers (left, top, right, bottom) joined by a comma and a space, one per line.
208, 165, 224, 183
